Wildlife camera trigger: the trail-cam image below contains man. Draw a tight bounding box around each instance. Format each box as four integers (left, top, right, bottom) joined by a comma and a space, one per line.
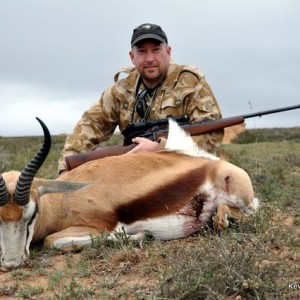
58, 23, 224, 174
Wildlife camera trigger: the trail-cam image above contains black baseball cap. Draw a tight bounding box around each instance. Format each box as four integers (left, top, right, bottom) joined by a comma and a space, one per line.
131, 23, 168, 47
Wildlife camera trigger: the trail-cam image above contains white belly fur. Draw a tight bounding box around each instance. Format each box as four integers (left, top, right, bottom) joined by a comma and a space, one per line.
112, 214, 202, 240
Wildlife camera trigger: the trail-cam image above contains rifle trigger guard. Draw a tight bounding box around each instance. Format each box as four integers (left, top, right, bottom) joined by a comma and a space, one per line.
151, 131, 157, 141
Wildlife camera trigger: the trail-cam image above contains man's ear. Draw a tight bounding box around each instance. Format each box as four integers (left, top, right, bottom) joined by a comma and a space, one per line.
166, 45, 172, 60
129, 49, 135, 63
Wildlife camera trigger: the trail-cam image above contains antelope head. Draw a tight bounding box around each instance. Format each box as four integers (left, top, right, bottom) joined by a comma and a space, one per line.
0, 118, 88, 270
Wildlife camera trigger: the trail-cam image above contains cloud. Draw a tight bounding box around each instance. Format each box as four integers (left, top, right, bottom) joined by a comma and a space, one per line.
0, 0, 299, 136
0, 81, 98, 136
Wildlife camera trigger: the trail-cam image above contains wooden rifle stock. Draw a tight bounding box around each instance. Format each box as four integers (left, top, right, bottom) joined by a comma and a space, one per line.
65, 143, 137, 171
65, 115, 245, 171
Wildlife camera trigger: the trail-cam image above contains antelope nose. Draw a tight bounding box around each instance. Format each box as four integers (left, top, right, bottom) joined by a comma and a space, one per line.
1, 255, 23, 270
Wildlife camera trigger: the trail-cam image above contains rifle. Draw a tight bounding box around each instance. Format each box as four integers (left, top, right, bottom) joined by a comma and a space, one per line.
65, 104, 300, 171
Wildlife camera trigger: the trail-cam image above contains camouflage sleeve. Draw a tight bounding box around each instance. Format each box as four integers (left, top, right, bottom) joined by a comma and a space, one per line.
58, 86, 119, 173
182, 71, 224, 153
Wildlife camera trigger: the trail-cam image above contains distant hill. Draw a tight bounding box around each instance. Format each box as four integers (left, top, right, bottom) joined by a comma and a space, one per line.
232, 126, 300, 143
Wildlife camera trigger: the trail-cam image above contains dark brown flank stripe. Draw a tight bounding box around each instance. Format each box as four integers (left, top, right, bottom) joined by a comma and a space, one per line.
115, 166, 208, 224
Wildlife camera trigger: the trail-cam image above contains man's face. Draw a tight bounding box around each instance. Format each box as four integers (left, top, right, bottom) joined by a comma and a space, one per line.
129, 40, 171, 87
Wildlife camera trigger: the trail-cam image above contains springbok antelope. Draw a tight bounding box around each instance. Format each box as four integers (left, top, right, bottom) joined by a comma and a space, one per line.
0, 118, 259, 271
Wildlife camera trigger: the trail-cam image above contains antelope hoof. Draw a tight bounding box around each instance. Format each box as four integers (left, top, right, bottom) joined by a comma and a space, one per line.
213, 213, 229, 231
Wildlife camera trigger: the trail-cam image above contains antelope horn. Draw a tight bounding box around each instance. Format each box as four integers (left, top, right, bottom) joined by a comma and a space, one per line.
14, 117, 51, 206
0, 174, 8, 206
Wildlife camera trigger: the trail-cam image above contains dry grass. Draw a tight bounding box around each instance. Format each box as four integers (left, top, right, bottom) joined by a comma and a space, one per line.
0, 128, 300, 299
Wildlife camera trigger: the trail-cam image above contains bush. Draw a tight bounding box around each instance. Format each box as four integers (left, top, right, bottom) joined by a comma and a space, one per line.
233, 127, 300, 144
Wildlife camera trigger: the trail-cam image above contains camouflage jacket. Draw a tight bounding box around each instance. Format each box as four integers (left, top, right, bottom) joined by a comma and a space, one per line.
58, 63, 224, 172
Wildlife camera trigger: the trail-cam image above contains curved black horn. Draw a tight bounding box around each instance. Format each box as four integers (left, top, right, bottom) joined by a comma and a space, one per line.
0, 174, 8, 206
14, 117, 51, 206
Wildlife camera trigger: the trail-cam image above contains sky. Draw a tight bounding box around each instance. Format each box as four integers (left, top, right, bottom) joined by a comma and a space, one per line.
0, 0, 299, 136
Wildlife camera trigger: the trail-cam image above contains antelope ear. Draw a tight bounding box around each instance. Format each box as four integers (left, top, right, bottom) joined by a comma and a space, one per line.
36, 179, 91, 197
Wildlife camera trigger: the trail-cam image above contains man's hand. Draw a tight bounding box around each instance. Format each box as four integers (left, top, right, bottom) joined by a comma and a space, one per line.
126, 137, 161, 154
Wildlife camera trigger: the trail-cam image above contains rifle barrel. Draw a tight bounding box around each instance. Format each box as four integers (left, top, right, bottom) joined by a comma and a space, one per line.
242, 104, 300, 119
